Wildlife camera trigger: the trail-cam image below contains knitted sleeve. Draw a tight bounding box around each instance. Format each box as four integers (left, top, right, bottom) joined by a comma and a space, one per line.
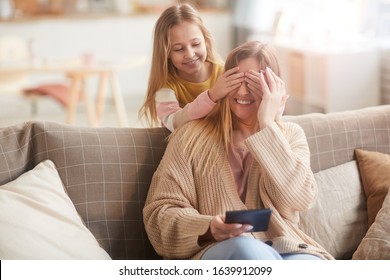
142, 129, 212, 259
244, 122, 317, 219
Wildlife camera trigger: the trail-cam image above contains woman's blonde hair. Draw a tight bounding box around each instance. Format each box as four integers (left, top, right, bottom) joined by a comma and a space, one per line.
138, 3, 223, 127
178, 41, 281, 173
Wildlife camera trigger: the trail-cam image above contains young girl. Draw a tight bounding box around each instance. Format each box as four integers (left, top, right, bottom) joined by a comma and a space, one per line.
138, 3, 245, 131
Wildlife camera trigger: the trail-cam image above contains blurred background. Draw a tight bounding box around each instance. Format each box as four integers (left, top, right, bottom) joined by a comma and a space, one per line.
0, 0, 389, 127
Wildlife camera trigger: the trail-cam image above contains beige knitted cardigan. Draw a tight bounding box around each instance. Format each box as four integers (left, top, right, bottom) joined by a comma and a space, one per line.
143, 121, 334, 260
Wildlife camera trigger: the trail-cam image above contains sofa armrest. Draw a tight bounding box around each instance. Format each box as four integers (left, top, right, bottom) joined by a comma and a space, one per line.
0, 122, 36, 186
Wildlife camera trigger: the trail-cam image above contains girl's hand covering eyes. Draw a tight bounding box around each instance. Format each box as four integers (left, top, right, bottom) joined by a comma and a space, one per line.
245, 70, 264, 98
208, 67, 245, 102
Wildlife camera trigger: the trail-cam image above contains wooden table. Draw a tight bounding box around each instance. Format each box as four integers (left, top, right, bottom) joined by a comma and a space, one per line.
0, 56, 146, 127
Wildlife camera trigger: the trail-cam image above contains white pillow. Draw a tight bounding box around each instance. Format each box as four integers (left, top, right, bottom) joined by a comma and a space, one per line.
299, 160, 368, 259
0, 160, 111, 260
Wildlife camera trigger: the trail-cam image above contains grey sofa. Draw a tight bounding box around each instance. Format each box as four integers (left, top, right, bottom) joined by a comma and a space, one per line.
1, 105, 390, 260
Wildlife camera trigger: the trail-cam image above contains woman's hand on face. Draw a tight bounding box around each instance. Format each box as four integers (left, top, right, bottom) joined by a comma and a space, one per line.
208, 67, 245, 102
254, 67, 288, 129
209, 214, 253, 241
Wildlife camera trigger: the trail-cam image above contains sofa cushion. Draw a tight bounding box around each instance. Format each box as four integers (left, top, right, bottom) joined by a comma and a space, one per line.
353, 189, 390, 259
31, 122, 169, 259
355, 149, 390, 227
299, 160, 368, 259
0, 160, 111, 259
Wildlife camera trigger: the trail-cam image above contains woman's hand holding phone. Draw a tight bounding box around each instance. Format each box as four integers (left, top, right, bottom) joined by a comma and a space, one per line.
208, 214, 253, 242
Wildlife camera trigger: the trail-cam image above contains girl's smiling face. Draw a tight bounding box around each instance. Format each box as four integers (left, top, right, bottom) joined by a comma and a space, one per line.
169, 21, 208, 82
228, 57, 262, 128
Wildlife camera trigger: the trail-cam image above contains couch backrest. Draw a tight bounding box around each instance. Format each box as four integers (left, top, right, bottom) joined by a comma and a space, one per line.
0, 121, 170, 260
284, 105, 390, 173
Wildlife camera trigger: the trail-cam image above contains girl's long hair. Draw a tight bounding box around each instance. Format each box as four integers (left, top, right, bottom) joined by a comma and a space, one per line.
178, 41, 281, 174
138, 3, 223, 127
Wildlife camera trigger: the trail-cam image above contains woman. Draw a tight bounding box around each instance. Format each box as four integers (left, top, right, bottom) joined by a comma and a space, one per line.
143, 41, 334, 260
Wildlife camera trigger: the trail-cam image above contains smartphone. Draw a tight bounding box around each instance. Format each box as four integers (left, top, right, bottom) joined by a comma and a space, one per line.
225, 208, 272, 232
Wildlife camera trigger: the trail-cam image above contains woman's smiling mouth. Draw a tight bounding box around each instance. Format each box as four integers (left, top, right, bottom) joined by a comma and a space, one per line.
235, 99, 254, 105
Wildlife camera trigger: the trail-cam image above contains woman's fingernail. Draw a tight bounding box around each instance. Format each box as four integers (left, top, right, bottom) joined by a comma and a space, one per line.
242, 225, 254, 231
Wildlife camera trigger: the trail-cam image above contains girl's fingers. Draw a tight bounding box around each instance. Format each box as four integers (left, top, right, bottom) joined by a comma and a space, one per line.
244, 71, 263, 97
227, 82, 242, 92
227, 73, 245, 84
228, 76, 245, 87
223, 67, 240, 77
245, 70, 261, 84
247, 85, 263, 98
